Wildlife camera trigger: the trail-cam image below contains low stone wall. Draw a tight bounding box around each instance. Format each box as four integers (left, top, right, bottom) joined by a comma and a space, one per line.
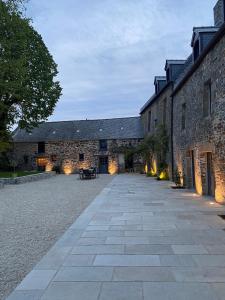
0, 171, 56, 186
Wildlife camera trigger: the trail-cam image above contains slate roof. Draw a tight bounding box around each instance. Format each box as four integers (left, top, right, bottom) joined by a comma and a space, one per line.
191, 26, 219, 46
174, 54, 193, 88
139, 81, 170, 114
13, 117, 144, 142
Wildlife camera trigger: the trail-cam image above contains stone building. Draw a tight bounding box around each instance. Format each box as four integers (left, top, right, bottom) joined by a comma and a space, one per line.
140, 61, 186, 178
172, 1, 225, 203
140, 0, 225, 203
13, 117, 144, 174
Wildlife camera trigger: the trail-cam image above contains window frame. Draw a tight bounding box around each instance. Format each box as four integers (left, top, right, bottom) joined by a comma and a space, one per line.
181, 103, 186, 131
99, 139, 108, 151
203, 79, 212, 118
38, 142, 45, 154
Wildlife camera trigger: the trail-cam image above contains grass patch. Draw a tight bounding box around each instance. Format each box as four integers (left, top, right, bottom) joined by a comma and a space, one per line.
0, 171, 42, 178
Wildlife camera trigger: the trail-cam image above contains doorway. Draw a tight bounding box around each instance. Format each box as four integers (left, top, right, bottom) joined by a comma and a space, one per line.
125, 154, 134, 171
206, 152, 215, 196
99, 156, 109, 174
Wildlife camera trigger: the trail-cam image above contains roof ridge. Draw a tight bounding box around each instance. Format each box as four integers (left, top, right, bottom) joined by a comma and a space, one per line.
42, 116, 141, 124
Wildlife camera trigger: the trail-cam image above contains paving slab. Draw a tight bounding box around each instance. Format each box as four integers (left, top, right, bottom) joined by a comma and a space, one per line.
6, 174, 225, 300
53, 266, 113, 281
41, 282, 101, 300
143, 282, 219, 300
99, 282, 143, 300
93, 254, 160, 266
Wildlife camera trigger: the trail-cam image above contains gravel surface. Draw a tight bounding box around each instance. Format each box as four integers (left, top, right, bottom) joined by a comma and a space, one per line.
0, 174, 113, 300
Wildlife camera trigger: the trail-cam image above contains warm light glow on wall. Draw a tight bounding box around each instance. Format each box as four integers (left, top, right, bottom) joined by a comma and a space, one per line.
108, 161, 118, 175
152, 159, 157, 175
37, 158, 48, 167
194, 157, 203, 196
45, 163, 53, 172
63, 165, 73, 175
145, 164, 148, 174
78, 162, 90, 170
215, 185, 225, 204
159, 171, 167, 180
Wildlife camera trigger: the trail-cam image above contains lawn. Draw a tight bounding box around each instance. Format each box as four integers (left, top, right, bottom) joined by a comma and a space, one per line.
0, 171, 42, 178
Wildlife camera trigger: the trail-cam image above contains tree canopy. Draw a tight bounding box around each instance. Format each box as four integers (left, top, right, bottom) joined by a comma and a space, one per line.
0, 0, 62, 152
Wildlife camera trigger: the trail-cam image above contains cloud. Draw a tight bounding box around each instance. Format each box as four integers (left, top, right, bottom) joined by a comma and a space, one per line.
27, 0, 216, 121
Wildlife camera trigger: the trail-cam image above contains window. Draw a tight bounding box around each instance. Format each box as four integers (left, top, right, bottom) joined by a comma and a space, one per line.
203, 80, 212, 117
148, 111, 151, 132
154, 118, 158, 128
99, 139, 107, 151
24, 155, 29, 164
163, 98, 167, 125
79, 153, 84, 161
181, 103, 186, 130
38, 142, 45, 154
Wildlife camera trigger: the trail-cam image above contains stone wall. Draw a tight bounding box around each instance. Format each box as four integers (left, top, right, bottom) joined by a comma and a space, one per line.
0, 171, 55, 185
141, 84, 173, 178
14, 143, 38, 170
14, 138, 143, 174
173, 33, 225, 203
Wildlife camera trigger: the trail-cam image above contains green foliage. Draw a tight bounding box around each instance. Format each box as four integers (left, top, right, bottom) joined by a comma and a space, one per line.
138, 125, 169, 177
3, 0, 28, 15
0, 1, 62, 151
146, 171, 157, 178
135, 135, 156, 168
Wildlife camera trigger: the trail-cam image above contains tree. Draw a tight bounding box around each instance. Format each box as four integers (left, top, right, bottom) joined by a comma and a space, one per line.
3, 0, 28, 15
0, 1, 62, 152
136, 135, 156, 171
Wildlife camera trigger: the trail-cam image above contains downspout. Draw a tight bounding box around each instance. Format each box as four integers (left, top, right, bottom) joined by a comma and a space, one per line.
171, 82, 174, 181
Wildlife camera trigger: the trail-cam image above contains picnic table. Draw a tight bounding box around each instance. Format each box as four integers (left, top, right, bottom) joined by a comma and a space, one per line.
79, 168, 97, 180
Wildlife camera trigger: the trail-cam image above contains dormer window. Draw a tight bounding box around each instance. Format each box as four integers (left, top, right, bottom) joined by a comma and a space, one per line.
191, 27, 219, 62
166, 68, 170, 82
193, 39, 200, 61
154, 76, 167, 94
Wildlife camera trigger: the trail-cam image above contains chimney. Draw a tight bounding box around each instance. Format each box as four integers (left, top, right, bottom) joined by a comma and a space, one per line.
214, 0, 225, 27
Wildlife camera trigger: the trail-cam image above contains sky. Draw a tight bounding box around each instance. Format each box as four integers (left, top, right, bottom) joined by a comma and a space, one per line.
27, 0, 216, 121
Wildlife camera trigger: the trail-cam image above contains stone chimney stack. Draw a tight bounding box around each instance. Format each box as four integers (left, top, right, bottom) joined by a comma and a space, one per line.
214, 0, 225, 27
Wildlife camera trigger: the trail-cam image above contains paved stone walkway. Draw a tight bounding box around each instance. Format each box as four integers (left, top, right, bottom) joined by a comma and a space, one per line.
7, 174, 225, 300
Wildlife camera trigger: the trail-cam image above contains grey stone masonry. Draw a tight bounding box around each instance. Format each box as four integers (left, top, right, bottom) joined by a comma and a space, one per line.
6, 174, 225, 300
173, 29, 225, 203
214, 0, 225, 27
141, 84, 173, 178
14, 139, 143, 174
0, 171, 55, 185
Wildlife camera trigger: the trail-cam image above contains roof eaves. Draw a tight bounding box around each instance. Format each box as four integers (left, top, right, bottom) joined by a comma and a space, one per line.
173, 22, 225, 96
165, 59, 186, 70
140, 81, 171, 114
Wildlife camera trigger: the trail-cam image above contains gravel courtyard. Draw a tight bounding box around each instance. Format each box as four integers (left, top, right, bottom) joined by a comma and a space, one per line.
0, 174, 113, 300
